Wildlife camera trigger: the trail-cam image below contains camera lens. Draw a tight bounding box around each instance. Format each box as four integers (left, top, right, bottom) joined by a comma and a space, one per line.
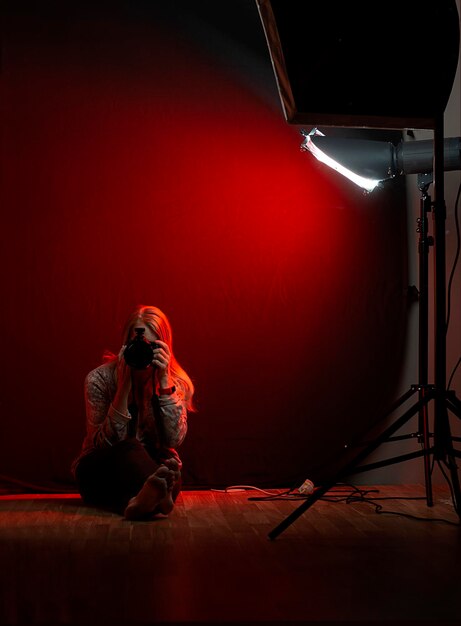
123, 328, 154, 369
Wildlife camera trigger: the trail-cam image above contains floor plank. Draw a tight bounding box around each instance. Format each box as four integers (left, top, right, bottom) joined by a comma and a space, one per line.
0, 485, 460, 625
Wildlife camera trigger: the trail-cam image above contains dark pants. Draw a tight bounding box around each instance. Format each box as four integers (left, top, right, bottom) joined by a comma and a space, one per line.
74, 438, 181, 514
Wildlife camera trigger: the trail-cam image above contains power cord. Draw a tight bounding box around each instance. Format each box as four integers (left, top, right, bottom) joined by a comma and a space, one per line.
447, 180, 461, 388
211, 485, 303, 500
216, 482, 460, 526
435, 458, 460, 514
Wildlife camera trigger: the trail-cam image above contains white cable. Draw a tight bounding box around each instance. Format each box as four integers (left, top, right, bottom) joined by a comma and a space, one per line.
211, 485, 283, 496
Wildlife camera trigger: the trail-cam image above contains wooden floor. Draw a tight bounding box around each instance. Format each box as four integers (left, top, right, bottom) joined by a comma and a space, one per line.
0, 484, 460, 626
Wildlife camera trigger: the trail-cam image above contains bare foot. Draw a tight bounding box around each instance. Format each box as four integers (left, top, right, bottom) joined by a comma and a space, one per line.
164, 458, 181, 486
158, 458, 181, 515
124, 466, 170, 520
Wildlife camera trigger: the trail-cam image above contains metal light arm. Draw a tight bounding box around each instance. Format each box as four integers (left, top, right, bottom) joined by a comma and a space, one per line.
301, 129, 461, 192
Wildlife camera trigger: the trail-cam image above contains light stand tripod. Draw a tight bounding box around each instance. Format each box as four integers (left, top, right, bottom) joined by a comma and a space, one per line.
268, 116, 461, 540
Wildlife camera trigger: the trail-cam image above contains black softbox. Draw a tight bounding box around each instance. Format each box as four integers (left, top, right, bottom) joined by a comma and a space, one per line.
256, 0, 460, 129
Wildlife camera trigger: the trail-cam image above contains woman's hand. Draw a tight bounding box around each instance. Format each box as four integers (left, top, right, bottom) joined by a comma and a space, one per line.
152, 340, 172, 388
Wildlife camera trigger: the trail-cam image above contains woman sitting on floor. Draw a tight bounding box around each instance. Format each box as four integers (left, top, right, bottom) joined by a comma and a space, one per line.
72, 305, 195, 520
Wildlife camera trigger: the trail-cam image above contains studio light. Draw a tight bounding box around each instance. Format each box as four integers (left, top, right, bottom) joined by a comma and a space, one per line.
257, 0, 461, 540
301, 129, 461, 192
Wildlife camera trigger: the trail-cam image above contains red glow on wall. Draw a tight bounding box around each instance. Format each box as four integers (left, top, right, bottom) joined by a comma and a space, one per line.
1, 8, 408, 488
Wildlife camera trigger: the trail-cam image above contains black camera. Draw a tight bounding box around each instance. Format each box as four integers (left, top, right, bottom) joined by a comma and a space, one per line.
123, 327, 157, 370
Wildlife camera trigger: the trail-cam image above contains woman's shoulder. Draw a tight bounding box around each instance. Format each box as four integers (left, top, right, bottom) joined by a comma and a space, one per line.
85, 361, 117, 386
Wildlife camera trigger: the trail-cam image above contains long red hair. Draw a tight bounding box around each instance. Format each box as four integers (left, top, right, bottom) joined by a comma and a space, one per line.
105, 305, 195, 411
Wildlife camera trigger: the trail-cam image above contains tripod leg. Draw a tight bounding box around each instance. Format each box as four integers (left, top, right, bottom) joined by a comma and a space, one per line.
419, 386, 433, 507
268, 482, 332, 540
268, 393, 431, 539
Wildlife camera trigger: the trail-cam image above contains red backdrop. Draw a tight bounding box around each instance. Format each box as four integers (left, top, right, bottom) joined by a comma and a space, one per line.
0, 3, 408, 489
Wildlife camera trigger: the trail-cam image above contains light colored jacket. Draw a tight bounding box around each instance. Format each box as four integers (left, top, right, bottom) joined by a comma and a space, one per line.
72, 361, 187, 475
